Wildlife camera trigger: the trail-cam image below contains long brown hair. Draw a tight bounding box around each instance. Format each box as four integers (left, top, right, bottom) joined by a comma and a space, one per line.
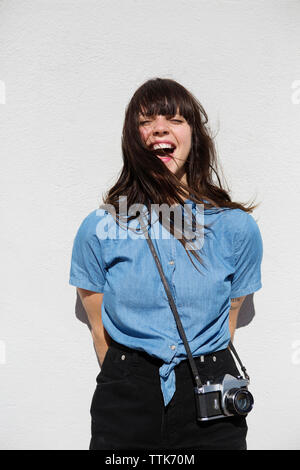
99, 77, 260, 272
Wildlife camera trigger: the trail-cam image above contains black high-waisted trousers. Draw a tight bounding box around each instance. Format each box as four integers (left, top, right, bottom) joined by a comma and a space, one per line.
89, 338, 248, 450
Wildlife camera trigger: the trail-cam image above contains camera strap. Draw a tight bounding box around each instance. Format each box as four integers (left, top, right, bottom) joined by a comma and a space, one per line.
143, 221, 250, 386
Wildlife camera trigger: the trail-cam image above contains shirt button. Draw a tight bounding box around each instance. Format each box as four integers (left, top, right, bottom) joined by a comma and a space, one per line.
169, 260, 174, 265
121, 354, 126, 360
170, 345, 176, 350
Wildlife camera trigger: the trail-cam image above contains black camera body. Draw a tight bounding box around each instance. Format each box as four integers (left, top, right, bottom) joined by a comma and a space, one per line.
194, 373, 254, 421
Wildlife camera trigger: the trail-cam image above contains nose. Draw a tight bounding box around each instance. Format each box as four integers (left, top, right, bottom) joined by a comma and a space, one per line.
152, 116, 169, 136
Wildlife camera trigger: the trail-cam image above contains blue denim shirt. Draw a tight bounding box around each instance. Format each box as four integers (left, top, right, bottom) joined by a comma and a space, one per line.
69, 199, 263, 406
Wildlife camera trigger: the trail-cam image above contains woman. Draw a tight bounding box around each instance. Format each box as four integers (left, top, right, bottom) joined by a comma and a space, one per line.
69, 77, 263, 450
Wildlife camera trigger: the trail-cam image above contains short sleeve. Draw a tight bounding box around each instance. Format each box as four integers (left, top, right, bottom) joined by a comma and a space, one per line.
230, 212, 263, 298
69, 210, 107, 293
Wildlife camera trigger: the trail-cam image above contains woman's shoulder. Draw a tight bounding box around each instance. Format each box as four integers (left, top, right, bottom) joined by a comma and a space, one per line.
222, 207, 260, 228
73, 207, 113, 243
199, 199, 253, 222
221, 207, 262, 247
75, 207, 107, 228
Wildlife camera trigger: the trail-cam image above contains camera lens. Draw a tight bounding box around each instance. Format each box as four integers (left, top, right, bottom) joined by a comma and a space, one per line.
235, 391, 253, 412
225, 388, 254, 415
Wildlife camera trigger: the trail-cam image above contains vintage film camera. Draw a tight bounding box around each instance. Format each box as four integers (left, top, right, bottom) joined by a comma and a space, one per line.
194, 372, 254, 421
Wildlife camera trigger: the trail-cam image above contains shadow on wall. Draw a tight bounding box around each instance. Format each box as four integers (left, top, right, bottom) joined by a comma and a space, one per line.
236, 293, 256, 328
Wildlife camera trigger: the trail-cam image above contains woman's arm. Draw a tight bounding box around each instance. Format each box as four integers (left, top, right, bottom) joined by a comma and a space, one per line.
77, 288, 111, 366
228, 296, 246, 341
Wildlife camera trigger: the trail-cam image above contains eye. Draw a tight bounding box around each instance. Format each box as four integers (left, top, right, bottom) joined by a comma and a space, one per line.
139, 120, 151, 125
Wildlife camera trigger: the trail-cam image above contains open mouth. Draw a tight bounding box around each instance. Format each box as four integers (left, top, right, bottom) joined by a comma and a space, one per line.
149, 143, 176, 158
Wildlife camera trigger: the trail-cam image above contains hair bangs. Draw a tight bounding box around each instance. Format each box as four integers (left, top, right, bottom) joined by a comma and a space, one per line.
133, 78, 195, 125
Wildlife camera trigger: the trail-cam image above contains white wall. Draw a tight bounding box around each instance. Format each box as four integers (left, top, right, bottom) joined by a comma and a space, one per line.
1, 0, 299, 450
